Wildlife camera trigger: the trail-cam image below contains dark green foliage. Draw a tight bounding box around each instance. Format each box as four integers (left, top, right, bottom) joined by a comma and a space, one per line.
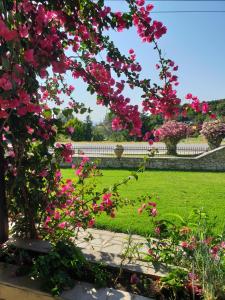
65, 117, 86, 141
83, 115, 93, 141
32, 241, 109, 296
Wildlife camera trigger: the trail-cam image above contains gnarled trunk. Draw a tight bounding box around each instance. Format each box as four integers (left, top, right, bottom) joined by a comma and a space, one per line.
0, 142, 8, 243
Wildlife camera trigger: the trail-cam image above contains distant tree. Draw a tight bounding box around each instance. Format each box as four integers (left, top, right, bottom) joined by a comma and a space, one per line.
92, 126, 105, 141
180, 99, 225, 125
141, 113, 163, 135
65, 118, 85, 141
216, 101, 225, 118
84, 115, 93, 141
100, 112, 132, 141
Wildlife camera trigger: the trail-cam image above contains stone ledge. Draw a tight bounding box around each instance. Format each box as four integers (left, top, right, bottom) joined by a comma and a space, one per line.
7, 237, 168, 278
60, 145, 225, 171
0, 263, 154, 300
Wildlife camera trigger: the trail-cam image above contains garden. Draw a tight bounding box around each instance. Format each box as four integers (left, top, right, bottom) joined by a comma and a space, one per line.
0, 0, 225, 299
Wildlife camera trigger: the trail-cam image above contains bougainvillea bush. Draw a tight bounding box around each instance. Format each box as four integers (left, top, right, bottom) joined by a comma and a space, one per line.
201, 120, 225, 150
0, 0, 213, 244
155, 121, 191, 155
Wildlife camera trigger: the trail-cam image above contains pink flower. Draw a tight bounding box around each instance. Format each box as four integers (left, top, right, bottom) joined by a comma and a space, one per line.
58, 221, 67, 229
136, 0, 145, 6
39, 169, 48, 177
8, 150, 15, 158
210, 114, 216, 119
129, 49, 134, 54
154, 226, 161, 235
19, 25, 29, 38
112, 117, 123, 131
146, 4, 154, 11
67, 126, 74, 134
151, 207, 157, 217
88, 219, 95, 227
26, 126, 34, 134
0, 20, 17, 41
24, 49, 35, 63
202, 102, 209, 114
0, 77, 12, 91
54, 211, 61, 220
221, 241, 225, 248
185, 93, 193, 100
52, 61, 68, 73
39, 68, 48, 78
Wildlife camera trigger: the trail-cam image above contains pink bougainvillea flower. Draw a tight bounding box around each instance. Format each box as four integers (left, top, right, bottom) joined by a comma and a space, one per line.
54, 210, 61, 220
24, 49, 35, 63
26, 126, 34, 134
58, 221, 68, 229
67, 126, 75, 134
136, 0, 145, 6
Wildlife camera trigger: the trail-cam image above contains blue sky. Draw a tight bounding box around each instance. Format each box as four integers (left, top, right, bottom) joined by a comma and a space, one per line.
67, 0, 225, 123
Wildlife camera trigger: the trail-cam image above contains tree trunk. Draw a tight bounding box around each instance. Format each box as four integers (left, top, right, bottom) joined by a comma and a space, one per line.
0, 142, 8, 243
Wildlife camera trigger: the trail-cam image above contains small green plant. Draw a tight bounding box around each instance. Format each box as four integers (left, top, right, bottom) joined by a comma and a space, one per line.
32, 241, 109, 296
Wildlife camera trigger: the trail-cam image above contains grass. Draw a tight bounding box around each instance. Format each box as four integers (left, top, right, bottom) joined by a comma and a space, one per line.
61, 169, 225, 236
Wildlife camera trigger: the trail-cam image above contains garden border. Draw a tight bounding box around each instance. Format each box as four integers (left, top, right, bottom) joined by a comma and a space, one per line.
61, 145, 225, 171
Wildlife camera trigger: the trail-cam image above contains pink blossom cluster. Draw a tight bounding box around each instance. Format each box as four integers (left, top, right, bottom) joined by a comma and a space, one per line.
0, 0, 213, 144
55, 143, 74, 163
138, 201, 157, 217
133, 1, 167, 42
201, 119, 225, 148
155, 120, 191, 143
44, 158, 116, 240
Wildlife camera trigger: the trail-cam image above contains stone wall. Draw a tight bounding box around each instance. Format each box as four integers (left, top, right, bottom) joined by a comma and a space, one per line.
62, 146, 225, 171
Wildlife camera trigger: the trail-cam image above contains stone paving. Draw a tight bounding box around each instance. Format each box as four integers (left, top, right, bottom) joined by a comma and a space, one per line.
76, 228, 149, 256
8, 228, 168, 277
75, 228, 168, 278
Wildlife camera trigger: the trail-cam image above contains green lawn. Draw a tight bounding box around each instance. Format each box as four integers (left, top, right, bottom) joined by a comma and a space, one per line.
61, 169, 225, 236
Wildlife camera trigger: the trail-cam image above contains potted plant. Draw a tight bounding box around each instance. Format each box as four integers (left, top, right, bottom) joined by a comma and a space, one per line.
201, 119, 225, 149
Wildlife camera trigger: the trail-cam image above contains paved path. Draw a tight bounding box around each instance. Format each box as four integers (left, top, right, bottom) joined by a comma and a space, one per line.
9, 228, 167, 277
76, 228, 149, 257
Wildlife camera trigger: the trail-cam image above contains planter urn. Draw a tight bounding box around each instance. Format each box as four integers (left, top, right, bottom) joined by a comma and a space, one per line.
114, 145, 124, 159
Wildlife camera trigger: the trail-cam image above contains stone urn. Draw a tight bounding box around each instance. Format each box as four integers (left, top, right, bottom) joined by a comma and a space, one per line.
114, 144, 124, 159
165, 141, 177, 156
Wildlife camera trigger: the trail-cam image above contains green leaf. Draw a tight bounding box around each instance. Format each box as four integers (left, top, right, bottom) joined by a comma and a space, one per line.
161, 213, 185, 224
43, 109, 52, 119
2, 57, 10, 70
62, 108, 73, 117
53, 108, 60, 115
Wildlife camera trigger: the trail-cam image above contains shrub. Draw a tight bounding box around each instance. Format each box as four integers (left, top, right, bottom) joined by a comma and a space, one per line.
138, 204, 225, 299
201, 120, 225, 149
156, 121, 191, 155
